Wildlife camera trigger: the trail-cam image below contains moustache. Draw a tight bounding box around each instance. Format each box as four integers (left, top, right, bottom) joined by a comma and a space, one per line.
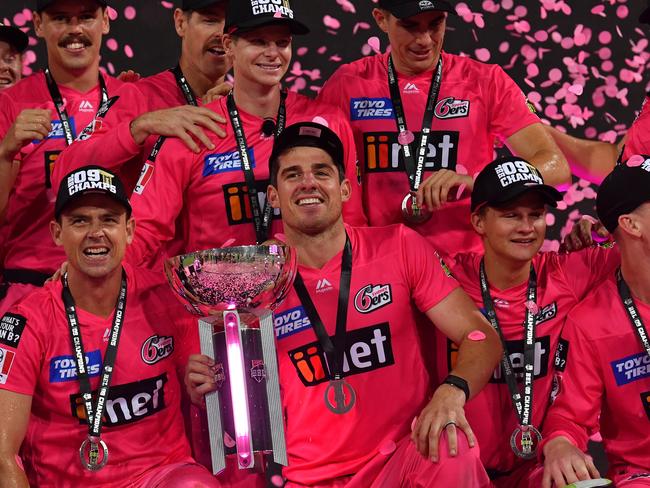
58, 35, 92, 48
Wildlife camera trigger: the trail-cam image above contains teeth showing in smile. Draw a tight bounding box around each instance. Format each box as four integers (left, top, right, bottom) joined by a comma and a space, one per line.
84, 247, 109, 256
257, 64, 281, 70
66, 42, 85, 50
297, 197, 321, 206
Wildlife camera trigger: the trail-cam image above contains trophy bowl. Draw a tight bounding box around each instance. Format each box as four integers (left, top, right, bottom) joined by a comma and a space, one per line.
164, 244, 297, 315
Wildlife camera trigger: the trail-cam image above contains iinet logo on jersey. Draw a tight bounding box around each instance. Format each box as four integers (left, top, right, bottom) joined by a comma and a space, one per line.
315, 278, 333, 293
403, 82, 420, 94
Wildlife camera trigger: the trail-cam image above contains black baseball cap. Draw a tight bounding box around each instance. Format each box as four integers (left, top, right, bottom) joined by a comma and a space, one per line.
0, 25, 28, 53
225, 0, 309, 35
597, 156, 650, 233
55, 166, 131, 219
181, 0, 226, 11
641, 0, 650, 24
471, 157, 562, 212
377, 0, 456, 18
270, 122, 345, 176
36, 0, 108, 12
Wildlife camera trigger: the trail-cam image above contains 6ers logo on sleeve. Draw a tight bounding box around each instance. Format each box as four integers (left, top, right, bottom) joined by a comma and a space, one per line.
0, 348, 15, 385
0, 313, 26, 348
354, 284, 392, 313
141, 335, 174, 365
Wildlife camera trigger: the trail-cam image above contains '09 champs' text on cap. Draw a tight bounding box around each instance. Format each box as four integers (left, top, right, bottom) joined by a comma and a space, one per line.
225, 0, 309, 35
55, 166, 131, 218
377, 0, 456, 19
471, 157, 562, 212
597, 155, 650, 233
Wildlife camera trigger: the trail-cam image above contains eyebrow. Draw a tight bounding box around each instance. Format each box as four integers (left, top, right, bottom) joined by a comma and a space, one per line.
279, 162, 336, 176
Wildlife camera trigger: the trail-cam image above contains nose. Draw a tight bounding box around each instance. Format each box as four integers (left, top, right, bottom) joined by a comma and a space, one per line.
517, 217, 536, 233
264, 42, 281, 57
87, 220, 105, 238
298, 171, 318, 189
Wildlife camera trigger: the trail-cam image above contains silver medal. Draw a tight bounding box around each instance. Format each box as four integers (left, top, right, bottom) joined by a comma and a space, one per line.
324, 379, 356, 414
79, 437, 109, 471
401, 193, 431, 224
510, 425, 542, 459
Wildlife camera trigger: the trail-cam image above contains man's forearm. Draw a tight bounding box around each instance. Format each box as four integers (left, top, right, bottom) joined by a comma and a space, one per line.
448, 328, 502, 400
0, 458, 29, 488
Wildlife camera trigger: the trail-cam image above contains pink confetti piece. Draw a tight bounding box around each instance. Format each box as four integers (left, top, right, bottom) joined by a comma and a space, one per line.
379, 440, 396, 456
626, 155, 646, 167
270, 475, 285, 487
124, 6, 136, 20
411, 416, 418, 431
468, 330, 486, 341
323, 15, 340, 30
525, 301, 539, 315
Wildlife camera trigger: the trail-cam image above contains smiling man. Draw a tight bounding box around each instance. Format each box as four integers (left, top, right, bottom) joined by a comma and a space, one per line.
0, 0, 123, 316
318, 0, 568, 257
0, 25, 27, 92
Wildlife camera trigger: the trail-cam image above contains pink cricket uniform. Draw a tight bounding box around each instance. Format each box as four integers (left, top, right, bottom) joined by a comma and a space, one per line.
434, 247, 619, 487
542, 274, 650, 485
126, 92, 367, 267
52, 70, 197, 193
318, 51, 539, 256
272, 224, 488, 487
623, 96, 650, 161
0, 72, 123, 277
0, 263, 212, 487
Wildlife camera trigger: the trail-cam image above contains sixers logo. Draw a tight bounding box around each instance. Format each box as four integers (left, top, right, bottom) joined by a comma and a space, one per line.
354, 284, 392, 314
141, 335, 174, 365
435, 97, 470, 120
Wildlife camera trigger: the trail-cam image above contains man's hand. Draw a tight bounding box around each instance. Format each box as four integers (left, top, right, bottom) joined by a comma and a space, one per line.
562, 217, 610, 252
542, 436, 600, 488
184, 354, 219, 407
129, 106, 227, 151
0, 109, 52, 161
417, 170, 473, 211
46, 261, 68, 284
411, 383, 475, 462
203, 80, 233, 104
117, 69, 141, 83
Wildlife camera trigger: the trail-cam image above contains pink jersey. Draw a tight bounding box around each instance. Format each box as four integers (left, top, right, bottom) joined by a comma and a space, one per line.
542, 274, 650, 476
0, 72, 123, 274
0, 263, 198, 487
272, 224, 458, 485
434, 247, 618, 475
318, 51, 540, 256
127, 91, 367, 267
52, 70, 190, 193
623, 96, 650, 161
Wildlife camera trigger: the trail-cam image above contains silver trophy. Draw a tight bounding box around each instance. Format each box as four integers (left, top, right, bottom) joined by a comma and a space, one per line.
165, 244, 296, 474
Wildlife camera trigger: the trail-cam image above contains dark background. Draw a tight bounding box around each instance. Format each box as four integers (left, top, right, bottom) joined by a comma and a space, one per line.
2, 0, 648, 246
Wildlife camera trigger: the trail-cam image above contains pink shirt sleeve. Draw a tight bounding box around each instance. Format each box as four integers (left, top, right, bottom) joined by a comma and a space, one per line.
559, 245, 620, 301
623, 98, 650, 160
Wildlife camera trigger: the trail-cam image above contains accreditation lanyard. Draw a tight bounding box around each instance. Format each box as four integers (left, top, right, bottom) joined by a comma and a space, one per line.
62, 271, 127, 453
479, 261, 537, 427
387, 55, 442, 193
226, 89, 287, 244
617, 268, 650, 359
144, 65, 200, 164
45, 68, 108, 146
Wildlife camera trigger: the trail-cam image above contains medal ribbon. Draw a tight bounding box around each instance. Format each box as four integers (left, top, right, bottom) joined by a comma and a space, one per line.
617, 268, 650, 359
226, 89, 287, 244
387, 55, 443, 193
479, 260, 537, 428
45, 68, 108, 146
292, 234, 352, 384
62, 270, 127, 444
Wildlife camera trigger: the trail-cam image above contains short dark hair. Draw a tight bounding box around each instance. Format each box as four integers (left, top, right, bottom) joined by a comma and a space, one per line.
269, 146, 345, 187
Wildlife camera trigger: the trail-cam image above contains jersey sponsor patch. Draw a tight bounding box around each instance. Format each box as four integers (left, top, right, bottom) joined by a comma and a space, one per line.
45, 118, 77, 140
70, 373, 168, 426
49, 349, 102, 383
434, 97, 470, 120
141, 335, 174, 365
641, 391, 650, 421
350, 98, 394, 120
134, 162, 154, 195
536, 302, 557, 325
222, 180, 281, 226
274, 305, 312, 340
553, 337, 569, 372
0, 313, 26, 348
44, 150, 61, 189
363, 131, 459, 173
203, 149, 255, 177
0, 347, 15, 384
354, 284, 392, 314
288, 322, 394, 386
611, 352, 650, 386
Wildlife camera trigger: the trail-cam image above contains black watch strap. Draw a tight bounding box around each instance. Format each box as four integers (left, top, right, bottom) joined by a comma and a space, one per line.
443, 374, 470, 401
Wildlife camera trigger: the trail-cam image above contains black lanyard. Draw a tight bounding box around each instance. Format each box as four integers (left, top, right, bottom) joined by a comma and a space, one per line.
387, 55, 443, 193
293, 234, 352, 382
479, 260, 537, 428
45, 68, 108, 146
144, 65, 200, 164
226, 89, 287, 244
617, 268, 650, 359
62, 270, 127, 445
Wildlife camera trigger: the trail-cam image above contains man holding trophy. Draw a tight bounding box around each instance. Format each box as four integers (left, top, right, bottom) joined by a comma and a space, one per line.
185, 122, 502, 487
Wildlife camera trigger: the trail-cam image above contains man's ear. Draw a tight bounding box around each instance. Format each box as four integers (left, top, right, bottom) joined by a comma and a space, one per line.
470, 210, 486, 236
50, 219, 63, 246
267, 185, 280, 210
340, 178, 352, 203
371, 8, 390, 34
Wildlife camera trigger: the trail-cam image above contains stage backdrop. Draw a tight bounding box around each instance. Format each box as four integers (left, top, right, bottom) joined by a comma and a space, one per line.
2, 0, 648, 247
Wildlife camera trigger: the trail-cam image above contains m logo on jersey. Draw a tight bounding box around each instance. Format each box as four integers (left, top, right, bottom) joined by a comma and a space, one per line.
434, 97, 470, 120
50, 349, 102, 383
222, 180, 281, 226
354, 284, 392, 314
70, 373, 167, 426
134, 163, 154, 195
316, 278, 332, 293
203, 150, 255, 177
611, 352, 650, 386
288, 323, 394, 386
0, 347, 15, 385
0, 313, 26, 348
275, 305, 312, 339
403, 82, 419, 94
447, 335, 550, 383
363, 131, 459, 173
79, 100, 94, 112
350, 98, 394, 120
141, 335, 174, 365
